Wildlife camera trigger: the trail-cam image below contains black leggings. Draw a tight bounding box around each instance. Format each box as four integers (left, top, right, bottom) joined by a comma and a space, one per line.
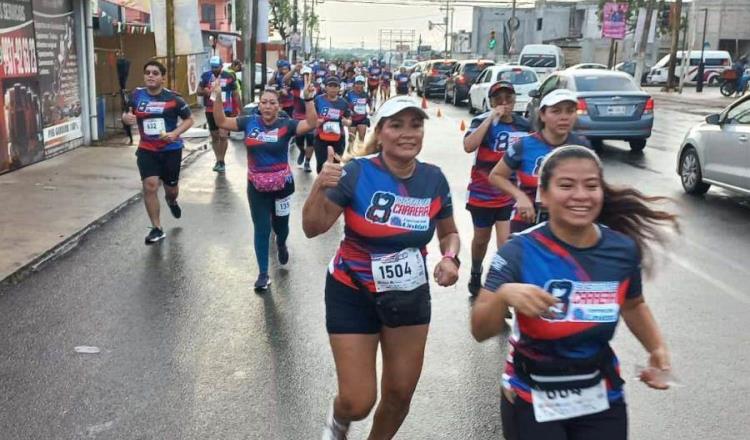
313, 138, 345, 173
295, 132, 314, 156
501, 394, 627, 440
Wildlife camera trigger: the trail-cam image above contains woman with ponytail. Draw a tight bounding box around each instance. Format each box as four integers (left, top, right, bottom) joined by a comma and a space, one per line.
471, 145, 677, 440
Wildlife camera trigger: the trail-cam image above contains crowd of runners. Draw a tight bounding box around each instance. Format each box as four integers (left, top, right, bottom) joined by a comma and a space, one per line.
122, 56, 677, 440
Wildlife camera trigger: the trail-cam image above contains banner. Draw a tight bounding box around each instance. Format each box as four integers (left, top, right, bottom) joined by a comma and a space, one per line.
33, 0, 82, 152
602, 2, 628, 40
0, 0, 44, 174
151, 0, 203, 57
187, 54, 198, 95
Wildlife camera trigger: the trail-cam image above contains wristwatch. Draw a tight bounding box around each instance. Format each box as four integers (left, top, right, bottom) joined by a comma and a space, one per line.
442, 251, 460, 268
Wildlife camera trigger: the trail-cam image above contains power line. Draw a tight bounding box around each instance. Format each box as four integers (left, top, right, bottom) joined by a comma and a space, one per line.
321, 15, 443, 23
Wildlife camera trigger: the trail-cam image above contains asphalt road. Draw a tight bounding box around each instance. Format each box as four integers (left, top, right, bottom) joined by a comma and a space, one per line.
1, 96, 749, 440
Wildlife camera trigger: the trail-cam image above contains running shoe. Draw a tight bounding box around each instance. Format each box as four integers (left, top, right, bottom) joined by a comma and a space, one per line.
304, 160, 312, 173
321, 408, 349, 440
213, 161, 226, 173
145, 227, 166, 245
468, 270, 482, 296
278, 244, 289, 265
297, 152, 305, 167
167, 201, 182, 219
254, 273, 271, 291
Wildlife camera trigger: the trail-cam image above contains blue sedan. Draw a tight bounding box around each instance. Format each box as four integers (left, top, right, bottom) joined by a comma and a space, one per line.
525, 69, 654, 152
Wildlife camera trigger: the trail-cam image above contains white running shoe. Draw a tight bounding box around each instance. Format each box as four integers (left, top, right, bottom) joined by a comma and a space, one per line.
321, 406, 349, 440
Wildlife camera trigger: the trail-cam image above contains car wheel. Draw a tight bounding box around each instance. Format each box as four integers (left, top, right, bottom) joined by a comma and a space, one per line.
679, 148, 711, 195
590, 139, 604, 153
452, 90, 459, 107
629, 139, 647, 152
468, 96, 475, 114
444, 88, 450, 103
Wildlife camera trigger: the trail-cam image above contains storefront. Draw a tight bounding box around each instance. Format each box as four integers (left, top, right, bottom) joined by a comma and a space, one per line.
0, 0, 92, 175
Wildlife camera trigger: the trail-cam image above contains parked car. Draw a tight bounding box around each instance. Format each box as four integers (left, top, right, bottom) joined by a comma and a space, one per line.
224, 62, 275, 91
444, 59, 494, 106
568, 63, 608, 70
647, 50, 732, 86
677, 95, 750, 195
400, 59, 418, 70
409, 61, 427, 92
614, 61, 649, 85
525, 69, 654, 152
467, 65, 540, 115
416, 59, 457, 98
518, 44, 565, 80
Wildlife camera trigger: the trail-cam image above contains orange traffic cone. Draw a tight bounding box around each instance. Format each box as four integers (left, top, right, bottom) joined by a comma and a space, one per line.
436, 107, 442, 118
459, 120, 466, 131
421, 96, 428, 109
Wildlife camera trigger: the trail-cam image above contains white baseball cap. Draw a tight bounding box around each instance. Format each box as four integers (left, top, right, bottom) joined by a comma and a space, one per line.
301, 66, 313, 75
540, 89, 578, 109
354, 75, 366, 83
373, 97, 429, 125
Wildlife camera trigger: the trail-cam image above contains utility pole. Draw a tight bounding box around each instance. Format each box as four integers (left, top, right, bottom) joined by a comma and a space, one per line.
509, 0, 517, 57
166, 0, 175, 89
443, 0, 449, 57
292, 0, 298, 62
634, 0, 656, 90
301, 0, 307, 60
696, 8, 708, 92
311, 0, 316, 59
666, 0, 683, 91
249, 0, 259, 102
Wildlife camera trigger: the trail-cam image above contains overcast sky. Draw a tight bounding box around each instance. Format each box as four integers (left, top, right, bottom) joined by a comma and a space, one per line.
315, 1, 474, 50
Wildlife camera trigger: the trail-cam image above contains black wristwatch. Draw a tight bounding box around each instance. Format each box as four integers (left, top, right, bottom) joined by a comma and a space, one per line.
304, 96, 315, 102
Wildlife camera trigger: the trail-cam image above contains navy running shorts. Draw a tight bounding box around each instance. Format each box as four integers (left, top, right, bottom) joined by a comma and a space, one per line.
466, 204, 513, 228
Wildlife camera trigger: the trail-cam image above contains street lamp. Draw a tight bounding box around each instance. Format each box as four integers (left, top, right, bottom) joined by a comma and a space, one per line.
696, 8, 708, 93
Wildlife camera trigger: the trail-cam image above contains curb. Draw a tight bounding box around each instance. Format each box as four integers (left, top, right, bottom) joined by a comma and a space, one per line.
0, 146, 209, 287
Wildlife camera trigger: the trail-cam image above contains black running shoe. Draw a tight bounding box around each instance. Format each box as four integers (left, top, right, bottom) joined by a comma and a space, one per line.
145, 227, 166, 245
468, 271, 482, 296
254, 273, 271, 291
304, 160, 312, 173
297, 152, 305, 166
278, 245, 289, 265
167, 202, 182, 219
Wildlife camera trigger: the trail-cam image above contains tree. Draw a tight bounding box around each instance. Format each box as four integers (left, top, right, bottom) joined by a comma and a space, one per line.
269, 0, 294, 42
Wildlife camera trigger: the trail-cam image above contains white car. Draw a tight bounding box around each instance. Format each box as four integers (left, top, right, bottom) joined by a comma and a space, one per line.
467, 65, 540, 115
677, 94, 750, 195
400, 59, 418, 70
224, 62, 275, 90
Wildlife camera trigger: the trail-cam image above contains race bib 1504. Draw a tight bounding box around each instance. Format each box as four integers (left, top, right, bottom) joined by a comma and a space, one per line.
371, 248, 426, 292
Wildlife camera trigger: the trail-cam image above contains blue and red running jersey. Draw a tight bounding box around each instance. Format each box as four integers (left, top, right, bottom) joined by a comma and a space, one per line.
314, 95, 351, 141
326, 155, 453, 292
483, 222, 642, 404
465, 112, 531, 208
199, 70, 237, 113
290, 72, 308, 120
381, 70, 392, 84
129, 87, 191, 152
395, 73, 410, 94
367, 66, 382, 86
271, 72, 295, 109
345, 90, 370, 123
503, 132, 589, 220
236, 115, 299, 179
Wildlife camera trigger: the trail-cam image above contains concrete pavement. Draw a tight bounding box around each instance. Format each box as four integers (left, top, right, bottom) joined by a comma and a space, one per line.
0, 135, 210, 285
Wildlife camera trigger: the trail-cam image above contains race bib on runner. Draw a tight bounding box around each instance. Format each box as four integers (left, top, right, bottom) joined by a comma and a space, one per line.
371, 248, 426, 293
531, 380, 610, 423
275, 195, 291, 217
143, 118, 166, 136
354, 103, 368, 115
323, 121, 341, 135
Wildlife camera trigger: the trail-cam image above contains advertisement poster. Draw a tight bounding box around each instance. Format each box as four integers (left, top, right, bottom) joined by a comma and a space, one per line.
602, 2, 628, 40
33, 0, 82, 152
0, 0, 44, 174
187, 54, 198, 95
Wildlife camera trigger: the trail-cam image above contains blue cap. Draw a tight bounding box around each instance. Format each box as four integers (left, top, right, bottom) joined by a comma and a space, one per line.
277, 59, 291, 69
209, 56, 222, 67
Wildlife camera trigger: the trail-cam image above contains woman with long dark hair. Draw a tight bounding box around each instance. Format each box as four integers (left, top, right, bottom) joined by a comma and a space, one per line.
472, 145, 677, 440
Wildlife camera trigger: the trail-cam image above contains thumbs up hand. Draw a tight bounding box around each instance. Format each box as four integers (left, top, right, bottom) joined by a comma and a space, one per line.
316, 145, 343, 189
122, 109, 137, 126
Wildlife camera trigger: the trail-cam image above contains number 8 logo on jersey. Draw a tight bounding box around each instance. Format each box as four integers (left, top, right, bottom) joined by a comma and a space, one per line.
366, 191, 395, 224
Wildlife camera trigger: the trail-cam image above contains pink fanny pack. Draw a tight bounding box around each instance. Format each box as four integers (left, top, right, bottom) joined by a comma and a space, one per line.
248, 167, 291, 192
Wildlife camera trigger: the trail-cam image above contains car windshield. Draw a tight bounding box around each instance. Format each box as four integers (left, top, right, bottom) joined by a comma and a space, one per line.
574, 75, 638, 92
497, 69, 537, 85
520, 54, 556, 68
433, 62, 455, 72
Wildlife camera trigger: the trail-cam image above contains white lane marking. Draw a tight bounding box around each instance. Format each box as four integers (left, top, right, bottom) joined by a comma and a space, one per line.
663, 251, 750, 305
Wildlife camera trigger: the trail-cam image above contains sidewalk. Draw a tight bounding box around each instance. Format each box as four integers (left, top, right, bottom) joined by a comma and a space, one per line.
0, 134, 210, 285
645, 85, 732, 110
